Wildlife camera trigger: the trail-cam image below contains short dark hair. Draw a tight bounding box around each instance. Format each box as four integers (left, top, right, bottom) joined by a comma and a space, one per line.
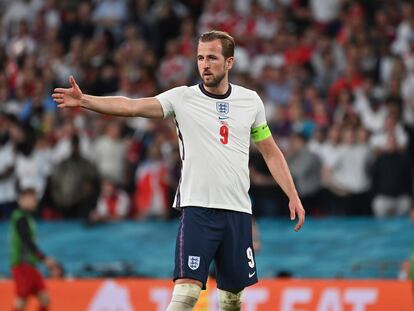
19, 187, 37, 196
199, 30, 235, 58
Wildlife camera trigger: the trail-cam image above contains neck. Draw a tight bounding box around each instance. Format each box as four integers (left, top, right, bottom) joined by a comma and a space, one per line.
204, 84, 229, 95
203, 75, 230, 95
199, 83, 232, 100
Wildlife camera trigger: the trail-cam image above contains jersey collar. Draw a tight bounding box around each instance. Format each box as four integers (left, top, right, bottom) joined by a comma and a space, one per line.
198, 83, 232, 99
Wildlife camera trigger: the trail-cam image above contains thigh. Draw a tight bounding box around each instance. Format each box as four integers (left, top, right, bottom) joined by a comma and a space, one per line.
12, 264, 34, 298
30, 266, 46, 294
174, 207, 225, 289
215, 211, 257, 291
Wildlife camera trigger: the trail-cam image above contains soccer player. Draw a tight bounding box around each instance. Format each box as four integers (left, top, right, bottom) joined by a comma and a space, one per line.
52, 30, 305, 311
10, 188, 59, 311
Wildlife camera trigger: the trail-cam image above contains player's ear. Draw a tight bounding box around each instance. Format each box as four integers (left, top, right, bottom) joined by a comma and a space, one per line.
226, 57, 234, 70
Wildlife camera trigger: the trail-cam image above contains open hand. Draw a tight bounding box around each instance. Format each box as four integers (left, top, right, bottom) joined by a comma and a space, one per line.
52, 75, 83, 108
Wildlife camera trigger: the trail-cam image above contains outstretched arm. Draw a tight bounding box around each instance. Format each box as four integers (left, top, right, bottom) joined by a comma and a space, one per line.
52, 76, 164, 119
255, 136, 305, 232
16, 217, 46, 261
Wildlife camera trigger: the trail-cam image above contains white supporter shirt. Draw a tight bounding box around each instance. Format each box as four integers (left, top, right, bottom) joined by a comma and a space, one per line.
156, 84, 267, 214
15, 149, 52, 199
0, 143, 16, 203
330, 145, 371, 193
96, 191, 130, 218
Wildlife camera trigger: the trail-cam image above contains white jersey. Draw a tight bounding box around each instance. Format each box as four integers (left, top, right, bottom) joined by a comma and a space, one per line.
156, 84, 267, 214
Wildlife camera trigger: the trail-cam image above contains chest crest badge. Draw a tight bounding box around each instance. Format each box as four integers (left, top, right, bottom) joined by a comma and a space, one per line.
216, 102, 229, 114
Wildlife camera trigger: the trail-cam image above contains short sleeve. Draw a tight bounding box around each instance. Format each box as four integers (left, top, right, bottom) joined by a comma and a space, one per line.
155, 86, 187, 118
252, 92, 267, 128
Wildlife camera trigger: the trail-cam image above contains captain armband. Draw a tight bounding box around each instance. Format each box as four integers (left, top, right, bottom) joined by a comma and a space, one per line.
250, 124, 271, 142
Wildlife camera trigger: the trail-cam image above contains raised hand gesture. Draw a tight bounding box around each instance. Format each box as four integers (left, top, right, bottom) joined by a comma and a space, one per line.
52, 75, 83, 108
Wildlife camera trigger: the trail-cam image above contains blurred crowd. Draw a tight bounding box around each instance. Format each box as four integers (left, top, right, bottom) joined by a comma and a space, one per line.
0, 0, 414, 221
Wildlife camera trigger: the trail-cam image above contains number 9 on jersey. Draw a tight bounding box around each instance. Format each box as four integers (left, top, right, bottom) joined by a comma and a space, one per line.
220, 124, 229, 145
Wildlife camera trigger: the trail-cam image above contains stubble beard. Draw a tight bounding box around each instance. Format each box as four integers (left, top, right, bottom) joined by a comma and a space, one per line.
202, 72, 226, 88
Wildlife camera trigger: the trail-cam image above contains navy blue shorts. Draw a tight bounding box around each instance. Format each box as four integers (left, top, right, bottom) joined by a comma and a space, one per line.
173, 207, 258, 290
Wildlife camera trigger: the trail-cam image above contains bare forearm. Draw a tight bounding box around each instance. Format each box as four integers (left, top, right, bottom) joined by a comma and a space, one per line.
81, 95, 163, 118
54, 76, 163, 117
255, 137, 305, 229
263, 145, 299, 201
81, 95, 136, 116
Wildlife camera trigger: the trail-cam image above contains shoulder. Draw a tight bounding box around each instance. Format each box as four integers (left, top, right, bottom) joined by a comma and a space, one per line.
166, 85, 193, 94
230, 84, 261, 100
173, 85, 190, 92
157, 85, 194, 100
12, 211, 28, 227
11, 209, 23, 220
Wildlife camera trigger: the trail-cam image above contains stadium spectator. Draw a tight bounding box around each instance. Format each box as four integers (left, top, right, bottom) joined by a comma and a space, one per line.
89, 178, 131, 224
311, 36, 346, 93
261, 64, 292, 107
91, 121, 127, 186
19, 79, 56, 133
92, 0, 128, 33
50, 134, 99, 218
158, 38, 193, 89
287, 132, 322, 215
0, 113, 17, 218
133, 142, 170, 220
6, 20, 37, 59
370, 111, 409, 152
322, 126, 372, 215
391, 1, 414, 56
310, 0, 342, 26
371, 133, 413, 217
51, 118, 91, 165
14, 129, 51, 201
251, 40, 285, 80
357, 91, 388, 135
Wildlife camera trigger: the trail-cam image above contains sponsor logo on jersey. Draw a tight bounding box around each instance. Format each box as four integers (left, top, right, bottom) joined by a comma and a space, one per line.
218, 115, 229, 120
188, 256, 200, 270
216, 102, 229, 114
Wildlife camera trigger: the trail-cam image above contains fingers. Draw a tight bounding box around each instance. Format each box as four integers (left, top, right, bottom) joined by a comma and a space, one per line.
53, 88, 69, 94
290, 208, 295, 220
52, 94, 65, 106
294, 216, 304, 232
53, 76, 80, 108
70, 75, 78, 89
52, 93, 64, 99
53, 98, 68, 108
289, 198, 305, 232
294, 210, 305, 232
